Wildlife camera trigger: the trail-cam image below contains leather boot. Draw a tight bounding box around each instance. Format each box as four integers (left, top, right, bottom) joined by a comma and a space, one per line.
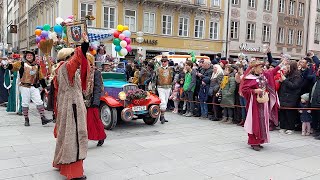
160, 116, 165, 124
97, 139, 105, 147
41, 116, 53, 125
24, 118, 30, 126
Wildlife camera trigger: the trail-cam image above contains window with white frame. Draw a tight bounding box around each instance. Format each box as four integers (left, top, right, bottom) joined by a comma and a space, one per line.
298, 2, 304, 17
248, 0, 256, 8
144, 12, 155, 34
264, 0, 271, 11
289, 0, 295, 15
209, 21, 219, 40
279, 0, 285, 13
315, 25, 320, 43
318, 0, 320, 10
232, 0, 239, 5
288, 29, 294, 44
125, 10, 136, 32
195, 0, 206, 5
80, 3, 94, 26
103, 7, 116, 29
178, 17, 189, 37
230, 21, 239, 39
263, 25, 271, 42
211, 0, 220, 7
194, 19, 205, 38
246, 23, 256, 41
297, 30, 303, 45
278, 27, 285, 43
162, 15, 172, 35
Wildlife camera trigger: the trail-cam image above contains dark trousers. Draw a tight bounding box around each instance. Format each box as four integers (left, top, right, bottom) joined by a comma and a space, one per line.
279, 109, 298, 130
212, 96, 223, 119
185, 91, 194, 113
312, 110, 320, 132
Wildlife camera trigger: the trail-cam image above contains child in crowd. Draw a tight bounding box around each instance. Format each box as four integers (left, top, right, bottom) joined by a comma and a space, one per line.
199, 77, 210, 119
170, 80, 181, 114
299, 93, 312, 136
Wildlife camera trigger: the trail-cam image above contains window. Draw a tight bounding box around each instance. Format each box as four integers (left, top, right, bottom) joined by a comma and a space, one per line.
195, 19, 205, 38
80, 3, 94, 26
178, 17, 189, 37
298, 3, 304, 17
248, 0, 256, 8
211, 0, 220, 7
278, 27, 285, 43
195, 0, 206, 5
209, 22, 219, 40
263, 25, 271, 42
230, 21, 239, 39
232, 0, 239, 5
315, 25, 320, 43
246, 23, 256, 41
279, 0, 285, 13
144, 12, 155, 34
318, 0, 320, 10
103, 7, 116, 29
297, 30, 303, 45
125, 10, 136, 32
289, 0, 295, 15
288, 29, 294, 44
264, 0, 271, 11
162, 15, 172, 35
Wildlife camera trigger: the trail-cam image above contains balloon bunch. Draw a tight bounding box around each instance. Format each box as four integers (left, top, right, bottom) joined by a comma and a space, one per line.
113, 24, 132, 56
89, 41, 100, 56
53, 16, 75, 41
34, 24, 52, 48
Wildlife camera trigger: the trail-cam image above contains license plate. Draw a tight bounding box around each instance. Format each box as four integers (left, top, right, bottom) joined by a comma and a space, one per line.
132, 106, 147, 111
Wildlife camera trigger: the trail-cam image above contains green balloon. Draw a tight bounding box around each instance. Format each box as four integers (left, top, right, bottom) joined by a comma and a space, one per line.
63, 26, 67, 34
43, 24, 51, 31
113, 38, 121, 46
118, 52, 123, 56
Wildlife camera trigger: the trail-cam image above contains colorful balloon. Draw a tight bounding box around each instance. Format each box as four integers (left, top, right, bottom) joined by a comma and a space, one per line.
126, 45, 132, 52
117, 25, 124, 32
115, 45, 122, 52
120, 40, 128, 48
123, 26, 129, 31
54, 25, 63, 34
119, 34, 126, 40
68, 15, 74, 19
35, 29, 42, 36
118, 52, 123, 56
36, 26, 43, 30
43, 24, 51, 31
124, 37, 131, 45
120, 48, 128, 56
56, 17, 64, 25
123, 30, 131, 38
36, 36, 41, 43
113, 31, 120, 38
90, 50, 97, 55
113, 38, 121, 46
41, 31, 49, 38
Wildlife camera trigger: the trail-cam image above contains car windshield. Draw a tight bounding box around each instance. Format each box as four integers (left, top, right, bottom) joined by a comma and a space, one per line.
101, 62, 126, 73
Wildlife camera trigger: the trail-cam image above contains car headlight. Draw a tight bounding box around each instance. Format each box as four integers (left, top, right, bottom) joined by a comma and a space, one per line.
118, 91, 127, 100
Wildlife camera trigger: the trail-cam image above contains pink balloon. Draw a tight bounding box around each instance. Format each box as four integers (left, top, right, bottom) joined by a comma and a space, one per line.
124, 37, 131, 45
119, 34, 125, 40
126, 45, 132, 52
68, 15, 74, 19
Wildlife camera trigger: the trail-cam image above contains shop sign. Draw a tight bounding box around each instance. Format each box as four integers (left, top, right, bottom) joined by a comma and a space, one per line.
239, 43, 261, 52
132, 38, 158, 45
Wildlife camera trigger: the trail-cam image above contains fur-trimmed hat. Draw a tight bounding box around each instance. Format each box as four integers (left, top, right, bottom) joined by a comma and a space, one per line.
57, 48, 75, 61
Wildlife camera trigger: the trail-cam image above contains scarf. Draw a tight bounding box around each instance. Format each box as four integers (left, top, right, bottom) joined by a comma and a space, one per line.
220, 75, 229, 89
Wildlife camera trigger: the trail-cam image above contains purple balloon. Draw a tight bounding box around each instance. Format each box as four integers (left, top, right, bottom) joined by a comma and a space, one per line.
124, 37, 131, 45
41, 31, 49, 38
36, 36, 41, 43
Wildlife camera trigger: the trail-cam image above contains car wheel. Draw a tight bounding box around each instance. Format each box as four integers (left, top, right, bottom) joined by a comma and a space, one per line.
143, 116, 158, 125
100, 103, 117, 130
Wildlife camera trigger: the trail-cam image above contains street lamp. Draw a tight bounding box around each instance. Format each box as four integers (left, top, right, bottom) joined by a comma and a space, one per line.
136, 31, 144, 63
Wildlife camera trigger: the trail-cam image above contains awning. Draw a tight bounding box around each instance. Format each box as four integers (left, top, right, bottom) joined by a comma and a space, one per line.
87, 28, 114, 42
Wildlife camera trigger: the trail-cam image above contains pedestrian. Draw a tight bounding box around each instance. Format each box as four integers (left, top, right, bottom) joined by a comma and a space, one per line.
183, 61, 197, 117
52, 33, 89, 180
199, 77, 210, 119
83, 53, 107, 146
169, 80, 181, 114
1, 50, 52, 126
219, 65, 236, 124
299, 93, 312, 136
209, 64, 224, 121
155, 56, 174, 124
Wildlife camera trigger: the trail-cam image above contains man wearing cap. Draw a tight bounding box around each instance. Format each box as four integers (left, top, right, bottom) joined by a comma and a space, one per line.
1, 50, 52, 126
155, 56, 174, 124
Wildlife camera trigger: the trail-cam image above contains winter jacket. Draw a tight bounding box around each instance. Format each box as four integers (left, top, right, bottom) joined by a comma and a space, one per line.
300, 68, 316, 95
208, 73, 224, 96
183, 69, 197, 92
311, 79, 320, 107
199, 77, 210, 102
278, 73, 303, 107
220, 75, 236, 108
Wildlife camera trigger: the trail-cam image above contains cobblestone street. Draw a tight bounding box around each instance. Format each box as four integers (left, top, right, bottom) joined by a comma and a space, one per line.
0, 105, 319, 180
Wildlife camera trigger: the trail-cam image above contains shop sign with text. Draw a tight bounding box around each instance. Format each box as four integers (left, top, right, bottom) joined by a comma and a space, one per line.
239, 43, 261, 52
132, 38, 158, 45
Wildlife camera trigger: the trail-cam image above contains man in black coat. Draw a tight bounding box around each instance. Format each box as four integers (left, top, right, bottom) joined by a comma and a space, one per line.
310, 67, 320, 139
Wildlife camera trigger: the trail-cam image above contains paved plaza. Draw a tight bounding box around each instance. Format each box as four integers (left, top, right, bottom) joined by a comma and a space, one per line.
0, 105, 320, 180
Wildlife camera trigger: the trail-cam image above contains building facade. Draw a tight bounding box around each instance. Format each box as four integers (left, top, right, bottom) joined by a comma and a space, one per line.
228, 0, 309, 60
307, 0, 320, 55
72, 0, 226, 60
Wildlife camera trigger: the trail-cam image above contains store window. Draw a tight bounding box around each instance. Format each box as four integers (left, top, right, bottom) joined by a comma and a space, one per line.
125, 10, 136, 32
144, 12, 155, 34
162, 15, 172, 35
103, 7, 116, 29
178, 17, 189, 37
195, 19, 205, 38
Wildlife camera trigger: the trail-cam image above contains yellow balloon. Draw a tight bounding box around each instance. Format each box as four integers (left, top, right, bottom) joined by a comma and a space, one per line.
123, 26, 129, 31
117, 25, 124, 32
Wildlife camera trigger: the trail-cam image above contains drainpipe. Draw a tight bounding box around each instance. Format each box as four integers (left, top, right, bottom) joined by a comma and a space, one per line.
225, 0, 231, 58
306, 0, 311, 54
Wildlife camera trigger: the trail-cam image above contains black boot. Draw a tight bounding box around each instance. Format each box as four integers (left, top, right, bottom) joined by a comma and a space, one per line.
97, 139, 105, 147
71, 175, 87, 180
24, 118, 30, 126
52, 114, 56, 123
160, 116, 165, 124
41, 116, 53, 125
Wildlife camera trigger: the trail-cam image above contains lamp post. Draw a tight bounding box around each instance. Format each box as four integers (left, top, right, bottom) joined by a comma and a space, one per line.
136, 31, 144, 64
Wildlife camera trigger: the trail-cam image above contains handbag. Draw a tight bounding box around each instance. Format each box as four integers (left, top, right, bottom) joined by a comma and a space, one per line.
257, 92, 269, 103
216, 89, 222, 103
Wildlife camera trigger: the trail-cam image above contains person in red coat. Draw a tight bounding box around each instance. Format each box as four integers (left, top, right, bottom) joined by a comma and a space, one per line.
240, 59, 287, 151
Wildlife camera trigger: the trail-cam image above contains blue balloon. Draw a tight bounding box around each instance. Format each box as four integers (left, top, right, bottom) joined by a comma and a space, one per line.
53, 24, 63, 34
122, 30, 131, 38
115, 45, 122, 52
36, 26, 43, 30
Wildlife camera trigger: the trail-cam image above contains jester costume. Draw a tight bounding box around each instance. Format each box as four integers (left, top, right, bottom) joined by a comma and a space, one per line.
4, 69, 22, 114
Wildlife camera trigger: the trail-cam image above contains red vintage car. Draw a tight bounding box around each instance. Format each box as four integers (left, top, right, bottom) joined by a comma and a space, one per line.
100, 69, 161, 130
